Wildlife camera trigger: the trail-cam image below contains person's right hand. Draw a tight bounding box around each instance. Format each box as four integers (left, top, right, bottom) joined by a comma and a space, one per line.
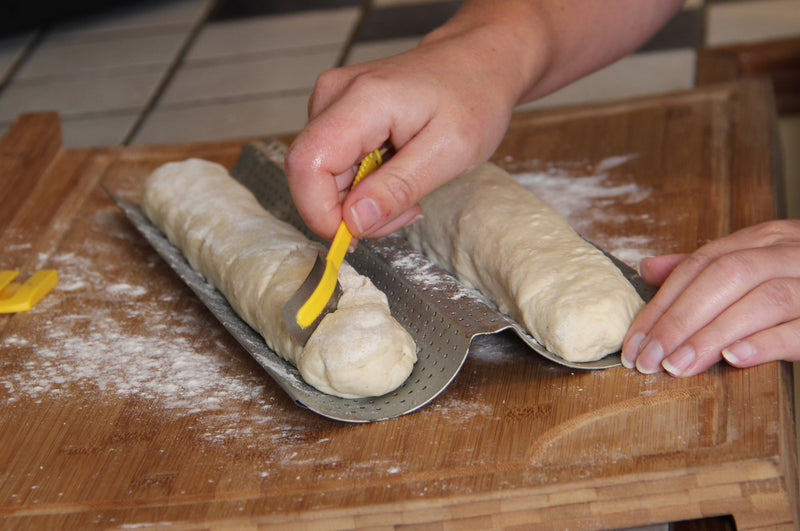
284, 0, 687, 243
284, 20, 539, 241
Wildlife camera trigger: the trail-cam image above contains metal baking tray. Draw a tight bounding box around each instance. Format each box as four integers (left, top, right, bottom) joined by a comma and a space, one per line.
108, 140, 655, 423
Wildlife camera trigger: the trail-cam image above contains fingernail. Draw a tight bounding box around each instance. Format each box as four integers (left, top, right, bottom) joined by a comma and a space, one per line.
406, 213, 424, 227
722, 341, 754, 365
350, 197, 381, 234
621, 332, 645, 369
635, 339, 664, 374
662, 344, 696, 377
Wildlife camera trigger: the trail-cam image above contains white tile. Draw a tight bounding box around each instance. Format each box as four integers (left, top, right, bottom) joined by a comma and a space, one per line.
161, 49, 338, 104
345, 36, 422, 65
61, 112, 140, 148
707, 0, 800, 46
518, 49, 696, 111
49, 0, 213, 37
17, 32, 186, 79
0, 32, 36, 83
187, 9, 360, 60
0, 68, 165, 121
131, 92, 311, 145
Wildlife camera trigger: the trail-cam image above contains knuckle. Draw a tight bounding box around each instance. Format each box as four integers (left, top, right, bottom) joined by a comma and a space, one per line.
658, 310, 694, 337
680, 250, 715, 273
380, 170, 422, 213
708, 252, 757, 284
346, 70, 394, 103
749, 219, 800, 244
308, 68, 351, 115
313, 68, 347, 95
283, 144, 306, 180
759, 278, 800, 312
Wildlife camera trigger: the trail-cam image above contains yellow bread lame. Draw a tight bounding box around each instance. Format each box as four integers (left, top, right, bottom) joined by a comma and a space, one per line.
295, 148, 384, 328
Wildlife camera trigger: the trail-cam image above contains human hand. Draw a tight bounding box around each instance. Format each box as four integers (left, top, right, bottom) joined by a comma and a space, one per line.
284, 19, 540, 241
621, 220, 800, 376
284, 0, 688, 242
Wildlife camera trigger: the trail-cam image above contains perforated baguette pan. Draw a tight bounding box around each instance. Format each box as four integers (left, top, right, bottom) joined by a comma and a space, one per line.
108, 140, 656, 423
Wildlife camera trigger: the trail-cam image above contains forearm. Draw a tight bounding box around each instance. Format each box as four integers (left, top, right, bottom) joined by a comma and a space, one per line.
421, 0, 686, 105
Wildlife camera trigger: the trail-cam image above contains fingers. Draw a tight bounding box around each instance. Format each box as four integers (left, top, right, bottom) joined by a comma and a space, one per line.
660, 277, 800, 376
341, 114, 506, 238
286, 48, 513, 241
285, 58, 442, 241
622, 220, 800, 376
639, 254, 687, 285
723, 317, 800, 366
284, 82, 398, 241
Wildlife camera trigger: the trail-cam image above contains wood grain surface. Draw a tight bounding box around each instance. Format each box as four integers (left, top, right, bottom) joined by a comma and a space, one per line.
0, 80, 797, 530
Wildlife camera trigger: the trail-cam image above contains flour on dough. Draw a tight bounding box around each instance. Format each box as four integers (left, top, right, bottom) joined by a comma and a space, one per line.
142, 158, 417, 398
403, 162, 644, 362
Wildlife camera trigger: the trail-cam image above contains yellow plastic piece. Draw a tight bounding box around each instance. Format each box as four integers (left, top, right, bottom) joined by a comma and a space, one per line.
0, 269, 59, 313
295, 149, 384, 328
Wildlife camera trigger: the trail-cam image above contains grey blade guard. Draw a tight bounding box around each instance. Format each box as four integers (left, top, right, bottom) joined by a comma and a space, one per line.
108, 141, 656, 423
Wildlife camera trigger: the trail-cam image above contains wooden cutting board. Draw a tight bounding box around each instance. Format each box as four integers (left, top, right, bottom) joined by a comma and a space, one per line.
0, 79, 797, 530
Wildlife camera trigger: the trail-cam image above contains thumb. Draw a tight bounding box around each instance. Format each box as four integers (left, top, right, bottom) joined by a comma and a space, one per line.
341, 125, 501, 238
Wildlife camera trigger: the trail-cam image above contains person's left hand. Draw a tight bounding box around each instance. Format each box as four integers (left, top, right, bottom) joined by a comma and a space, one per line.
621, 219, 800, 376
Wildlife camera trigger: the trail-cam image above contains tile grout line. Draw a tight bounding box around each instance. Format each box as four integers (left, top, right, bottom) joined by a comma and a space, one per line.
121, 0, 220, 146
335, 1, 372, 68
0, 30, 45, 96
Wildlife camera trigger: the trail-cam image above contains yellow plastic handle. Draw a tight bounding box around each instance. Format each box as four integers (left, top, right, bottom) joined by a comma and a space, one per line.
327, 147, 384, 269
0, 269, 59, 313
295, 149, 384, 328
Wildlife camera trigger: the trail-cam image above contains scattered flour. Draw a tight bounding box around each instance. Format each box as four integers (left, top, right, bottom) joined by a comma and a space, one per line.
1, 155, 653, 445
391, 154, 655, 298
512, 154, 656, 267
1, 209, 282, 444
390, 251, 475, 300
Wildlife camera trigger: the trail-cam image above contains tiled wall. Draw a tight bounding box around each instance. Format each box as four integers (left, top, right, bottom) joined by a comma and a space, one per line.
1, 0, 798, 148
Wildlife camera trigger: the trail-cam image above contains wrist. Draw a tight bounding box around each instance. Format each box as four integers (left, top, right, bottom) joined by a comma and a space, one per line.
419, 0, 553, 108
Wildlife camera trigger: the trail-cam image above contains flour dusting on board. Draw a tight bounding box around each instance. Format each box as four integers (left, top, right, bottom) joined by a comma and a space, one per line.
0, 208, 287, 444
512, 154, 656, 267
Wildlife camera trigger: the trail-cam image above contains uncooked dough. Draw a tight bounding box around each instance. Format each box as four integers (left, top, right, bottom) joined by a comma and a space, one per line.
141, 158, 417, 398
403, 162, 644, 362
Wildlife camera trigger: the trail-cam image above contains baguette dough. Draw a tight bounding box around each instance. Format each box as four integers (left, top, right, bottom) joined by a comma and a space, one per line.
141, 159, 416, 398
403, 163, 644, 362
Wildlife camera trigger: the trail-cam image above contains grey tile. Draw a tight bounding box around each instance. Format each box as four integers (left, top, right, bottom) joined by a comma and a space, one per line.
186, 9, 359, 60
638, 8, 704, 52
345, 36, 421, 65
16, 32, 187, 79
707, 0, 800, 46
518, 49, 696, 110
161, 49, 338, 104
131, 92, 311, 145
0, 32, 36, 84
49, 0, 214, 37
353, 1, 458, 42
61, 112, 140, 147
210, 0, 363, 19
0, 67, 165, 121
